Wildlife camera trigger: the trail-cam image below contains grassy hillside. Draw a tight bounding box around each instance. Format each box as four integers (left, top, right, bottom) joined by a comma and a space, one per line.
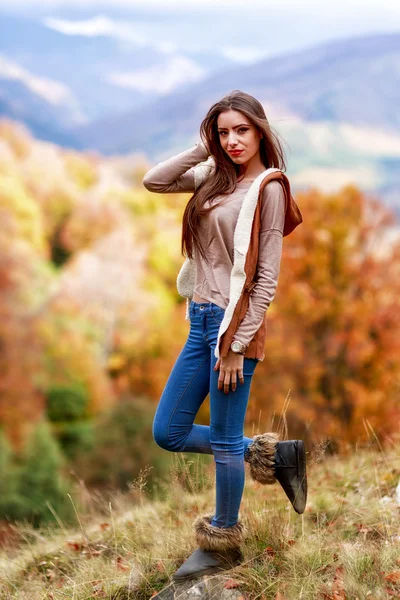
1, 439, 399, 599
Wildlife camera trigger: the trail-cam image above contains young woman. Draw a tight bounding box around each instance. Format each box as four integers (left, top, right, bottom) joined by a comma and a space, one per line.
142, 90, 307, 581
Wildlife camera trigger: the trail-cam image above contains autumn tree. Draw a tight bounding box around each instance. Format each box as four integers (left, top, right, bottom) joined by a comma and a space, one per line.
248, 185, 400, 446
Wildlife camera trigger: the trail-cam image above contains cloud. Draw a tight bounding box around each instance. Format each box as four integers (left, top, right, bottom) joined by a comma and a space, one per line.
220, 46, 270, 64
43, 16, 273, 65
44, 16, 179, 53
45, 15, 123, 37
107, 55, 206, 94
4, 0, 400, 12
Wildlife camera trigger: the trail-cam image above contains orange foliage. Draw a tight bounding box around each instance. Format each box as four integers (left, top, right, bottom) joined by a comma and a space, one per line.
1, 119, 399, 450
248, 185, 400, 445
0, 215, 45, 448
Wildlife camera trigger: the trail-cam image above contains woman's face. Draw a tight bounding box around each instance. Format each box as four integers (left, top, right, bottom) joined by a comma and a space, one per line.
216, 109, 262, 165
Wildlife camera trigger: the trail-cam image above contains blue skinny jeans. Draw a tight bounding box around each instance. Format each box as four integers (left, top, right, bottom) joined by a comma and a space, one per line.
152, 300, 260, 528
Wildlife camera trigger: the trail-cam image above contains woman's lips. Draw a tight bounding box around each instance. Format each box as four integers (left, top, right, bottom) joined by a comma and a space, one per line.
229, 150, 243, 156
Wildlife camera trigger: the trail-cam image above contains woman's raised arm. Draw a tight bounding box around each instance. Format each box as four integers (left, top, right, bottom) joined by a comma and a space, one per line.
142, 141, 210, 193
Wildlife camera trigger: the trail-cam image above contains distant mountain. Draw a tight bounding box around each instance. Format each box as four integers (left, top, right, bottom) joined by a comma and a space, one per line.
72, 31, 400, 211
75, 32, 400, 157
0, 12, 236, 126
0, 75, 81, 146
1, 14, 399, 210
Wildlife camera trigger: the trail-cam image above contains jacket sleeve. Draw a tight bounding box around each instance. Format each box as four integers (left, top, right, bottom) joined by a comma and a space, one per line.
142, 142, 210, 193
233, 180, 286, 349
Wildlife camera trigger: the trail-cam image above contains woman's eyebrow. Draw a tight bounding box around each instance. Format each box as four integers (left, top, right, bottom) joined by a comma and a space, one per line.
217, 123, 250, 131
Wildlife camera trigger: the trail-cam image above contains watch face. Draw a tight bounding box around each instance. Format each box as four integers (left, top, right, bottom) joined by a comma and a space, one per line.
231, 341, 243, 353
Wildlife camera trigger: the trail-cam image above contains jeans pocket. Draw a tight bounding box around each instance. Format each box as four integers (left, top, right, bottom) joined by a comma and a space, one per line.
243, 357, 259, 376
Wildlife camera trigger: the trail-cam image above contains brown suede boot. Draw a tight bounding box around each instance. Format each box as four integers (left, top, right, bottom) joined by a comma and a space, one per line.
172, 514, 245, 582
244, 432, 308, 514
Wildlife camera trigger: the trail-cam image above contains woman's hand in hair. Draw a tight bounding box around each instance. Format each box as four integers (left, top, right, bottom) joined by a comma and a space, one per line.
214, 352, 244, 394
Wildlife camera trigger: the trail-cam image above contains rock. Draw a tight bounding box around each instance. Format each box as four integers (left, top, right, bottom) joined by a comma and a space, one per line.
150, 574, 244, 599
176, 579, 208, 598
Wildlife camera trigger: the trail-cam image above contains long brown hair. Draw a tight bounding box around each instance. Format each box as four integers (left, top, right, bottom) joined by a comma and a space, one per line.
181, 89, 287, 264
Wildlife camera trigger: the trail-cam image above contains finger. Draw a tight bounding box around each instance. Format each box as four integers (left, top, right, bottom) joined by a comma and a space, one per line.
239, 369, 244, 385
231, 373, 237, 392
218, 370, 224, 390
224, 372, 231, 394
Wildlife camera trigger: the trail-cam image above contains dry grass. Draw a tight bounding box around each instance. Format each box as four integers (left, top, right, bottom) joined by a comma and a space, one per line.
0, 439, 399, 600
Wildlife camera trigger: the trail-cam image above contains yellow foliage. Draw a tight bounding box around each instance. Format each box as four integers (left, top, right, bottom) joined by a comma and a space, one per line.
0, 119, 31, 158
120, 188, 161, 217
64, 153, 98, 189
107, 353, 127, 371
0, 174, 45, 251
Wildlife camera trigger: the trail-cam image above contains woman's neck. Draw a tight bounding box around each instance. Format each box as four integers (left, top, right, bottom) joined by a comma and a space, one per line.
237, 160, 266, 182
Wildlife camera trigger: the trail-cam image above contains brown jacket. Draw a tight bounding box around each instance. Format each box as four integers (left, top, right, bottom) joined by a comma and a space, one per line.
176, 163, 302, 362
219, 170, 302, 361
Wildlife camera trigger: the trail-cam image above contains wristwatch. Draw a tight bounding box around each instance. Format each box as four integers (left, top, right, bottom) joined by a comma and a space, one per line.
230, 340, 247, 354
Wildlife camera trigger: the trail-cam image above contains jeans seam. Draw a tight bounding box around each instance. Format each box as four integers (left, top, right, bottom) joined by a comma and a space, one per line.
225, 392, 231, 527
166, 352, 210, 448
210, 313, 224, 325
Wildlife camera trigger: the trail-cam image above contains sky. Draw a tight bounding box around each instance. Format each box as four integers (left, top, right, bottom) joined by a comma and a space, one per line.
2, 0, 399, 63
1, 0, 399, 9
0, 0, 398, 70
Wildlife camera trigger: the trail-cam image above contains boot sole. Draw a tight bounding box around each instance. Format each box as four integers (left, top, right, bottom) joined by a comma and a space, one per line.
295, 440, 307, 514
172, 565, 229, 581
172, 557, 243, 582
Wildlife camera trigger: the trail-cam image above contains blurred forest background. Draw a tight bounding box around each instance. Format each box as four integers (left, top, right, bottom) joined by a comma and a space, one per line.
1, 118, 399, 527
1, 2, 400, 530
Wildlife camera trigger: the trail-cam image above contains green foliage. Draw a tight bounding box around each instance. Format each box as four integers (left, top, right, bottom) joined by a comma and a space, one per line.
50, 221, 73, 267
46, 382, 89, 422
75, 397, 170, 492
0, 430, 25, 520
18, 421, 74, 526
0, 424, 77, 525
48, 389, 95, 458
52, 420, 95, 460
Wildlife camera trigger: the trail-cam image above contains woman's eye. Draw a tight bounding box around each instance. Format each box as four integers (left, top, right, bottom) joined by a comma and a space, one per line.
219, 128, 248, 136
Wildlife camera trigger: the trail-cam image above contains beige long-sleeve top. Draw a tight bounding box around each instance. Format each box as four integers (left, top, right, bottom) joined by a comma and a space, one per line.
142, 142, 285, 349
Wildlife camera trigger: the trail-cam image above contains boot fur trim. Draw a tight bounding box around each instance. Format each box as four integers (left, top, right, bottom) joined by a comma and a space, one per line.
193, 513, 246, 551
245, 432, 280, 485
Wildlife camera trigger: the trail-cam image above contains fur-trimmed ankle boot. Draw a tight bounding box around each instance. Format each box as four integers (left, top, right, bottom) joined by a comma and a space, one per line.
172, 514, 245, 582
244, 432, 308, 514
